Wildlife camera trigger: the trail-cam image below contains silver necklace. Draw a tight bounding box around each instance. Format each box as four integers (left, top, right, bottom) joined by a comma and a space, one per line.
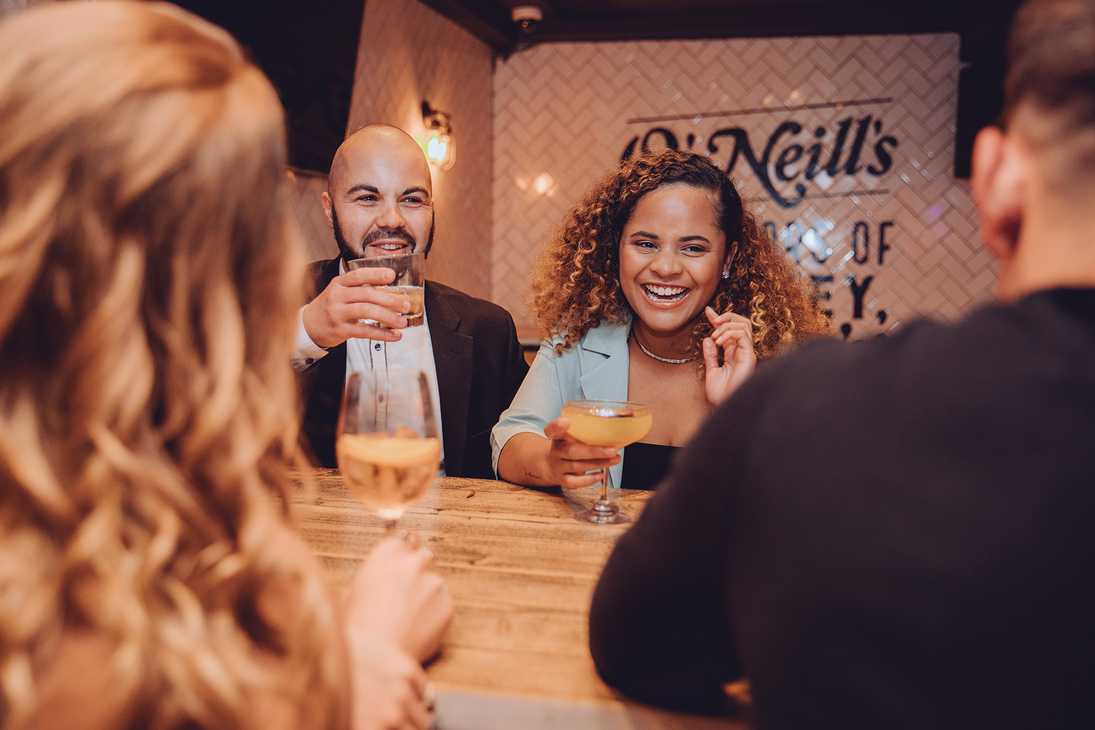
633, 333, 695, 365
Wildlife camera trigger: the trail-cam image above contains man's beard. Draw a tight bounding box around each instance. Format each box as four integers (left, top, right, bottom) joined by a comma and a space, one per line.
331, 206, 435, 262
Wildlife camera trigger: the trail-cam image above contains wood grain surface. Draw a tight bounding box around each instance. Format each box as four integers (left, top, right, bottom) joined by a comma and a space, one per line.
291, 470, 747, 729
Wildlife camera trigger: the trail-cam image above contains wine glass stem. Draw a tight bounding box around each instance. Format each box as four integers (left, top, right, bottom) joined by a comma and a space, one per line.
599, 466, 609, 504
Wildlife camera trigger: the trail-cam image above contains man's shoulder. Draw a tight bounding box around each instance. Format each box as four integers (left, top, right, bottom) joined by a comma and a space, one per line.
729, 299, 1032, 430
426, 280, 516, 329
754, 305, 1008, 394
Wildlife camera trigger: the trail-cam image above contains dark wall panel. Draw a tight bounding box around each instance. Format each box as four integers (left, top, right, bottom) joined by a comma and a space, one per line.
174, 0, 365, 172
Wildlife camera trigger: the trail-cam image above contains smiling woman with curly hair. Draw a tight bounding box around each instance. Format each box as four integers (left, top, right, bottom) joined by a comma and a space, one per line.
492, 150, 828, 493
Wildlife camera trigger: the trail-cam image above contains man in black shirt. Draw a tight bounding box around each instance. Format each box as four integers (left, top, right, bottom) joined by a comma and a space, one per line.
589, 2, 1095, 728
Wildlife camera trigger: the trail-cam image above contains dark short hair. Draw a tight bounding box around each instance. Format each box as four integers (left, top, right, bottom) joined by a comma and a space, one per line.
1006, 0, 1095, 174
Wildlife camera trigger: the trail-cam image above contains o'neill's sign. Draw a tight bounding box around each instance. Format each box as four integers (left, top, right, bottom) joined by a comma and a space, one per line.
623, 98, 902, 339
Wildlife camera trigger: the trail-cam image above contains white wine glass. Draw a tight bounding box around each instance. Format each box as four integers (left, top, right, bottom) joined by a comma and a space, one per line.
336, 368, 441, 532
561, 400, 652, 524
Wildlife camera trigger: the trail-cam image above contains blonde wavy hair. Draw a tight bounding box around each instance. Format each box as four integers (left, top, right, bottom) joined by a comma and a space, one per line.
532, 150, 828, 359
0, 4, 347, 729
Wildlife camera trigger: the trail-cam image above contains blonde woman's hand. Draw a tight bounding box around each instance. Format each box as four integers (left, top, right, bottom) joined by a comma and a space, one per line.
702, 306, 757, 406
346, 535, 453, 664
542, 417, 621, 490
346, 630, 433, 730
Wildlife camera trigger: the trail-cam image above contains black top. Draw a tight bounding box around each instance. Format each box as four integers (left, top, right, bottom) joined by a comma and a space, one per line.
621, 442, 678, 490
590, 288, 1095, 730
299, 258, 528, 478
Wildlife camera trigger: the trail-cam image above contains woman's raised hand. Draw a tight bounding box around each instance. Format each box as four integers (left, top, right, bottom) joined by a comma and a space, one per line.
702, 306, 757, 406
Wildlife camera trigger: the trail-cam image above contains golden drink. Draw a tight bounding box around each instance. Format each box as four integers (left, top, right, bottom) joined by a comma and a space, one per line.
562, 406, 653, 448
560, 400, 651, 524
378, 284, 424, 327
336, 432, 440, 521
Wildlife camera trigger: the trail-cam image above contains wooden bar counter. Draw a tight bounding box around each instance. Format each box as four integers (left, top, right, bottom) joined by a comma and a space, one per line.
292, 470, 746, 729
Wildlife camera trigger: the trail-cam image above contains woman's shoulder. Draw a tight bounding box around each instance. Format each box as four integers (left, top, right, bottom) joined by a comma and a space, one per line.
538, 319, 631, 359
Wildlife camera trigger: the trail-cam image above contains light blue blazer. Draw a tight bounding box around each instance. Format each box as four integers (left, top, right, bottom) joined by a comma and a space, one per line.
491, 319, 632, 487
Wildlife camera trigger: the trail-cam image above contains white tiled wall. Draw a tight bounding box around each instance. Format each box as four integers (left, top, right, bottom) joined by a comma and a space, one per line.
343, 0, 494, 299
494, 34, 995, 340
286, 170, 334, 266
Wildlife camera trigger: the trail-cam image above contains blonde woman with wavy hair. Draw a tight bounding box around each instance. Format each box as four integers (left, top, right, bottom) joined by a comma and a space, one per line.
493, 151, 827, 491
0, 3, 450, 730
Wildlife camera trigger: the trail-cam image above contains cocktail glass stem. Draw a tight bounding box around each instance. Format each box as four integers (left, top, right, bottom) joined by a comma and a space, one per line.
587, 466, 620, 523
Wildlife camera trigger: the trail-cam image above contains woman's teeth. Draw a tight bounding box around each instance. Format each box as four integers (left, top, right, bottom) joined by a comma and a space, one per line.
642, 284, 689, 302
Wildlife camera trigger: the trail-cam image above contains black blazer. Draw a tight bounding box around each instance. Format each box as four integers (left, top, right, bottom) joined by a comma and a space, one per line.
299, 258, 528, 478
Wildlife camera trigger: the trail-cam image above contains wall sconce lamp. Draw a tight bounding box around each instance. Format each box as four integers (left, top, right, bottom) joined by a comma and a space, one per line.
421, 100, 455, 171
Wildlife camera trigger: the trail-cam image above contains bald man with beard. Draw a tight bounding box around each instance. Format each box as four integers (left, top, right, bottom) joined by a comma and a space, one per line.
293, 125, 527, 477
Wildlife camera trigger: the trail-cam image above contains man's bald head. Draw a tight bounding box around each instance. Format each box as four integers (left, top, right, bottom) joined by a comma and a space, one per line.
329, 124, 432, 198
322, 124, 436, 259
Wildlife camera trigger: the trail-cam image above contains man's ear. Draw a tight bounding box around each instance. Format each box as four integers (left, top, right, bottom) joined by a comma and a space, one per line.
971, 126, 1027, 261
321, 191, 334, 228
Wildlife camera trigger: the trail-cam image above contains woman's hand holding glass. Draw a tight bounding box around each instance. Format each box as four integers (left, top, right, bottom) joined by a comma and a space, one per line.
345, 631, 432, 730
344, 535, 453, 730
347, 535, 452, 663
702, 306, 757, 406
541, 417, 622, 490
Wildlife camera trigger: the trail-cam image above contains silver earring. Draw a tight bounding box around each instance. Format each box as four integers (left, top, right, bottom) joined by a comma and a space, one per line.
721, 270, 730, 280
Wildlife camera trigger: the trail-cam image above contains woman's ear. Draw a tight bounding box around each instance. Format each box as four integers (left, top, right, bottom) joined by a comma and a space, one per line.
723, 242, 739, 278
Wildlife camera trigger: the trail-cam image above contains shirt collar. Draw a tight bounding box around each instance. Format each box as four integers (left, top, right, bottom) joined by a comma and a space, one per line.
580, 316, 631, 358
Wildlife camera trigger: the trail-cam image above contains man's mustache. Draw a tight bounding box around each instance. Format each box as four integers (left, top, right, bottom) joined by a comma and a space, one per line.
361, 227, 416, 249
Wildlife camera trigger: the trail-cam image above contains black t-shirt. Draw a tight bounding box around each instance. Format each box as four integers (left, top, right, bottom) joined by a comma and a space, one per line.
621, 442, 678, 490
590, 288, 1095, 730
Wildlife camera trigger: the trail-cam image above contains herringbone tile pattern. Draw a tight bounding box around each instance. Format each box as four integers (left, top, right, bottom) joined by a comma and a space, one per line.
347, 0, 493, 299
287, 170, 337, 265
494, 34, 994, 340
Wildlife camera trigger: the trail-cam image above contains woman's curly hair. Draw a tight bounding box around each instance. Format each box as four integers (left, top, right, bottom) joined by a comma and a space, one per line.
532, 150, 829, 360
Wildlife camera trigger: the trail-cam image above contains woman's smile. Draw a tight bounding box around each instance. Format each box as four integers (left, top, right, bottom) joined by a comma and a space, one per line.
640, 283, 691, 306
619, 183, 728, 337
